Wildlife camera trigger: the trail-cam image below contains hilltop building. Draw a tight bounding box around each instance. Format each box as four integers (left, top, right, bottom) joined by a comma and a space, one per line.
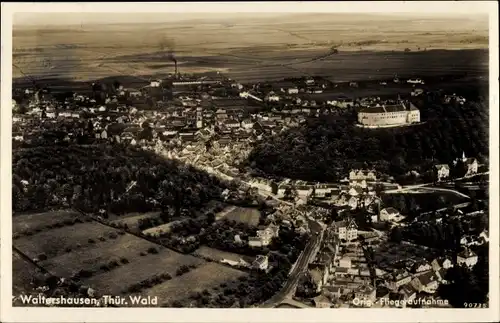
358, 101, 420, 128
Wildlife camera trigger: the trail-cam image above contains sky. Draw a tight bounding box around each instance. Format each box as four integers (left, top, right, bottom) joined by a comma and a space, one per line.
14, 12, 488, 27
14, 13, 291, 26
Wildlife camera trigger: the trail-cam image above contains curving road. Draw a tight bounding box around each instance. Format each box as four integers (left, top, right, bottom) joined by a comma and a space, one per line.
259, 228, 323, 308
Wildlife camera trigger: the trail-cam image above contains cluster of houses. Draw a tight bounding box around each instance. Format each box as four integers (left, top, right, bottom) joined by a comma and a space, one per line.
307, 236, 460, 308
434, 152, 479, 181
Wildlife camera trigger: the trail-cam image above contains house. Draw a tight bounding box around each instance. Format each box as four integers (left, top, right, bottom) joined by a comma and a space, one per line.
241, 119, 254, 129
399, 284, 417, 301
334, 267, 349, 278
338, 256, 352, 268
354, 284, 376, 307
313, 294, 332, 308
431, 257, 453, 271
464, 158, 478, 176
287, 87, 299, 94
379, 207, 400, 221
434, 164, 450, 181
324, 286, 342, 300
411, 261, 432, 274
349, 169, 376, 181
215, 109, 228, 120
410, 271, 439, 294
222, 119, 240, 129
348, 187, 363, 197
333, 218, 358, 242
348, 196, 359, 209
249, 224, 279, 247
310, 268, 324, 292
252, 255, 269, 271
150, 80, 161, 87
350, 179, 367, 189
387, 270, 412, 290
457, 249, 478, 267
266, 93, 280, 102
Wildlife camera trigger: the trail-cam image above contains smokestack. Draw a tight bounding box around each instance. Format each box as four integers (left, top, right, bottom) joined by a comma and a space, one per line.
174, 60, 178, 77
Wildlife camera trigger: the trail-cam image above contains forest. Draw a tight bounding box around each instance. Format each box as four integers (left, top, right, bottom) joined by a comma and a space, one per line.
247, 93, 488, 182
12, 143, 228, 215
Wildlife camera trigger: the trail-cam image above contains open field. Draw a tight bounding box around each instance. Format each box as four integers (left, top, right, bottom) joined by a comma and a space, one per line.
12, 209, 86, 236
13, 14, 488, 84
142, 262, 248, 304
38, 232, 163, 278
195, 246, 254, 264
109, 211, 161, 231
83, 249, 203, 295
219, 206, 260, 226
13, 220, 122, 260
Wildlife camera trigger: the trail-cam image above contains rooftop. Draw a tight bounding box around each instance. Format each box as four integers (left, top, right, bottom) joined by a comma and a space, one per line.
359, 102, 418, 114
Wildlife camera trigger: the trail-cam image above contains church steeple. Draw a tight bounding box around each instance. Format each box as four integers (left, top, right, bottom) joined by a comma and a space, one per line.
462, 151, 467, 162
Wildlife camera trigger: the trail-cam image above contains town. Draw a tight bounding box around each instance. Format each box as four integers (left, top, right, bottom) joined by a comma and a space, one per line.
12, 63, 489, 309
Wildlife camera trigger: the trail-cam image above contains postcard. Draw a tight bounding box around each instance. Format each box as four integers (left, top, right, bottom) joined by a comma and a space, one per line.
1, 1, 498, 323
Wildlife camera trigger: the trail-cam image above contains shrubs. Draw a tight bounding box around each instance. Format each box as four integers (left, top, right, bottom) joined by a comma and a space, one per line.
37, 253, 48, 261
63, 219, 74, 226
64, 247, 72, 253
119, 257, 129, 264
125, 272, 172, 294
108, 260, 120, 269
78, 269, 93, 278
88, 238, 96, 244
175, 265, 191, 277
98, 236, 106, 242
139, 251, 147, 256
147, 247, 159, 254
108, 232, 118, 239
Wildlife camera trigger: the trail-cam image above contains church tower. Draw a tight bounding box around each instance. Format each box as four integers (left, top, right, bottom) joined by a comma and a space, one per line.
196, 106, 203, 129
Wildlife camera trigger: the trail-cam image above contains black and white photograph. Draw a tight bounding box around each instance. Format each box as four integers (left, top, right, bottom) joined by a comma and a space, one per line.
1, 2, 499, 322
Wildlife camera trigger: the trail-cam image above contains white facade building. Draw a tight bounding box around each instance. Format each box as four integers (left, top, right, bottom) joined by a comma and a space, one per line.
358, 102, 420, 128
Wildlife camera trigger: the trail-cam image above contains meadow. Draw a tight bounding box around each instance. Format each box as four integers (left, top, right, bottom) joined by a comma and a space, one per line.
12, 209, 245, 305
13, 13, 488, 84
219, 206, 261, 226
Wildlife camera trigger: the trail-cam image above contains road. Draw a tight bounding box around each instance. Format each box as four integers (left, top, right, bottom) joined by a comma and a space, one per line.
384, 183, 470, 199
417, 201, 471, 217
259, 228, 323, 308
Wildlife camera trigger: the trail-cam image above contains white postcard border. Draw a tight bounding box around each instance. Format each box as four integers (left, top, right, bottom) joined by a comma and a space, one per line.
1, 2, 499, 323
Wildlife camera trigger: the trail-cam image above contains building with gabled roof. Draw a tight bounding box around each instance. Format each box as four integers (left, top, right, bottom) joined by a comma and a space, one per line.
333, 218, 358, 242
457, 248, 478, 267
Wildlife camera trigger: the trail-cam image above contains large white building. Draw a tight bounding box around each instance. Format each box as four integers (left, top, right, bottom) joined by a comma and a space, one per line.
358, 102, 420, 128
